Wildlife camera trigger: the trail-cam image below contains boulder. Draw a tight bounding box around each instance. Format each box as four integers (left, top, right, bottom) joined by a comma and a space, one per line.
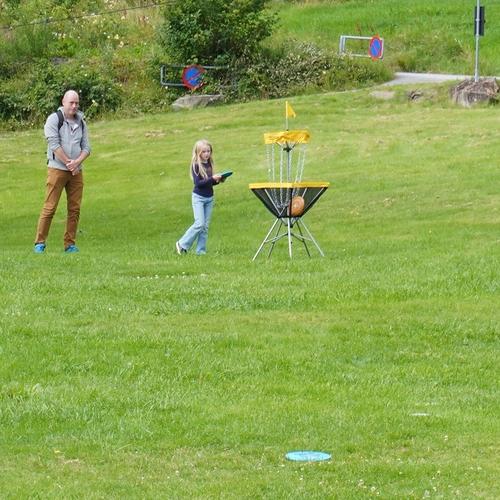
450, 78, 499, 107
171, 94, 224, 111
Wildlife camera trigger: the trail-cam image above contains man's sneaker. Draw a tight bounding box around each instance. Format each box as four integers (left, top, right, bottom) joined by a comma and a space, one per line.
34, 243, 46, 253
65, 245, 79, 253
175, 241, 186, 255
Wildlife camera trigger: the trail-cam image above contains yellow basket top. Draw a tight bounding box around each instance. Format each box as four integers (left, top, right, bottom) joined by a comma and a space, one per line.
263, 130, 311, 145
249, 182, 330, 189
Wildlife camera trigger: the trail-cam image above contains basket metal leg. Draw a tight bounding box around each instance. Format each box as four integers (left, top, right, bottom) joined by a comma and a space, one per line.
294, 219, 311, 257
253, 217, 325, 260
268, 219, 284, 257
287, 217, 293, 258
252, 218, 280, 261
299, 219, 325, 257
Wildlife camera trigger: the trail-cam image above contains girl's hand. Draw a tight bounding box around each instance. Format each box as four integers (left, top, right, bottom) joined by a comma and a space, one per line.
213, 175, 223, 183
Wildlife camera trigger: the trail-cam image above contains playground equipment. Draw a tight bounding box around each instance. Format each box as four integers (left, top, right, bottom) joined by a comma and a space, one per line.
249, 102, 329, 260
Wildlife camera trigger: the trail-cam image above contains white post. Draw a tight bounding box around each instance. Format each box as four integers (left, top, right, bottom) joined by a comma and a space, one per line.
474, 0, 481, 82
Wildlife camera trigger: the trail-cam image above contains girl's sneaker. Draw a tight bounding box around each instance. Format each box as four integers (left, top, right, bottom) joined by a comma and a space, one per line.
34, 243, 46, 253
175, 241, 186, 254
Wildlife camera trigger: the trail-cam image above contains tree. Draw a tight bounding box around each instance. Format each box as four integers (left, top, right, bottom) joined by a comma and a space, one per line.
159, 0, 276, 65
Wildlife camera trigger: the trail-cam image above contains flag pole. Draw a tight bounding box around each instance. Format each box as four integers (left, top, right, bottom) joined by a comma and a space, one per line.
284, 102, 292, 181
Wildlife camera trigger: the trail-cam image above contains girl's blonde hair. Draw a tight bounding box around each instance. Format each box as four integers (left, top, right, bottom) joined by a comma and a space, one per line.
191, 139, 215, 180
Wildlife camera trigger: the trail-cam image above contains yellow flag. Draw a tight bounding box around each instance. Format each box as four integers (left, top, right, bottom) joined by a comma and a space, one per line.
285, 101, 296, 119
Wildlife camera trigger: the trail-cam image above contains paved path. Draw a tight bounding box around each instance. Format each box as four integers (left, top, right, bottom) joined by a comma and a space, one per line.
384, 72, 471, 86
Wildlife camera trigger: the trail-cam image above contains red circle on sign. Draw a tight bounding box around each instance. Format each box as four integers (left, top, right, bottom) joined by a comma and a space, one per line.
369, 35, 383, 60
181, 64, 206, 90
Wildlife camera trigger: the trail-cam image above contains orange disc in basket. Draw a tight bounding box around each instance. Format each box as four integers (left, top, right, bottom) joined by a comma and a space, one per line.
290, 196, 305, 217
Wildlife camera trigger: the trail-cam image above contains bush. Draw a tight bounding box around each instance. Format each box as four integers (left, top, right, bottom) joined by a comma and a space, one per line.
0, 85, 25, 122
0, 59, 123, 127
158, 0, 277, 66
269, 42, 333, 97
230, 41, 391, 100
324, 55, 392, 90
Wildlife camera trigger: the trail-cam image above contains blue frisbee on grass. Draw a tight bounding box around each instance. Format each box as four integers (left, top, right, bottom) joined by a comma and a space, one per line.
285, 451, 331, 462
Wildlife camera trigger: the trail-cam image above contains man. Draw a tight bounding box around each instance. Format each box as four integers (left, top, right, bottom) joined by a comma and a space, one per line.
34, 90, 91, 253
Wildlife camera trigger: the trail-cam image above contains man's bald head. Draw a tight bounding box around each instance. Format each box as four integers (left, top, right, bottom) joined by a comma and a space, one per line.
62, 90, 80, 118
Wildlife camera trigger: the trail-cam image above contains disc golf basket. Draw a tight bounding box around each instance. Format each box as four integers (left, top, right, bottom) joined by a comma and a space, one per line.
249, 129, 329, 260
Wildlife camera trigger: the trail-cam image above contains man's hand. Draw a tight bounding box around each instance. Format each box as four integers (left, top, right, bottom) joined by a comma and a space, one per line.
66, 159, 81, 176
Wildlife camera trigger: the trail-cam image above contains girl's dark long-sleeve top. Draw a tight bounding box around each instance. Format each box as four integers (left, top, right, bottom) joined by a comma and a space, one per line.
192, 161, 219, 197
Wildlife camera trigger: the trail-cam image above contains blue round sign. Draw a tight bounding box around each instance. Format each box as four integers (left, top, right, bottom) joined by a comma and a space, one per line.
369, 36, 383, 60
181, 64, 206, 90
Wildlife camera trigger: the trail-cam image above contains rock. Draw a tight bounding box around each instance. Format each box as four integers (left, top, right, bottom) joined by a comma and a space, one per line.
408, 90, 423, 101
407, 89, 438, 102
171, 94, 224, 111
450, 78, 499, 107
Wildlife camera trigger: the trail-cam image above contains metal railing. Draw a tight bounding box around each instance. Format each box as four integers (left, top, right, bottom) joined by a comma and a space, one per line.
339, 35, 384, 59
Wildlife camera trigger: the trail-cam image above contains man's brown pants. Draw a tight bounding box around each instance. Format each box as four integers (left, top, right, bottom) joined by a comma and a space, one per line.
35, 168, 84, 249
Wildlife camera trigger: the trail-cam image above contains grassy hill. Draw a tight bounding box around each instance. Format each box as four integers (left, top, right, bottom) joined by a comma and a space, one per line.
0, 85, 499, 496
1, 0, 499, 129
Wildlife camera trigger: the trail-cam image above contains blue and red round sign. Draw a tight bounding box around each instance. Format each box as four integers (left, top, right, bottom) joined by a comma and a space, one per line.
369, 35, 384, 60
181, 64, 206, 90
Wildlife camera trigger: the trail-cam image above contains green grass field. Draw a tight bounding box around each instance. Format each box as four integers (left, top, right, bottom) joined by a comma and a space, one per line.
1, 85, 499, 497
274, 0, 500, 75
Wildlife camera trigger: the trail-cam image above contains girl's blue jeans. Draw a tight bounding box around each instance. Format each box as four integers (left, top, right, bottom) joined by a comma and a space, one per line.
178, 193, 214, 254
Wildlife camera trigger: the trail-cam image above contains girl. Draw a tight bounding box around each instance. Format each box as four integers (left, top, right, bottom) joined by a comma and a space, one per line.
176, 139, 224, 255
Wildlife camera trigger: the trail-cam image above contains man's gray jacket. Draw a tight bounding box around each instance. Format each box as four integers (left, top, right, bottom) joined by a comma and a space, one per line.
44, 106, 91, 170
